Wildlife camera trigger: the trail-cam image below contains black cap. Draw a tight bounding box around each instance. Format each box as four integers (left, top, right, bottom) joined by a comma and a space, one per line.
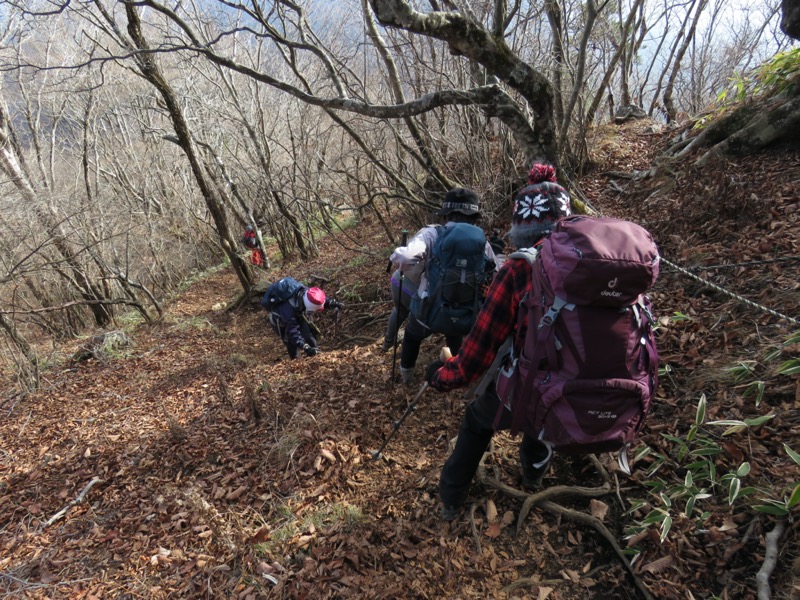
436, 188, 481, 217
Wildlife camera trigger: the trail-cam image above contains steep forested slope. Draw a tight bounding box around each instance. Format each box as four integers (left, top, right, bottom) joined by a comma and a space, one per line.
1, 121, 798, 599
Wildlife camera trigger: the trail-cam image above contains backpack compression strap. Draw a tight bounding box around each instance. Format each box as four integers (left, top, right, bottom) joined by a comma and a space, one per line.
474, 250, 539, 403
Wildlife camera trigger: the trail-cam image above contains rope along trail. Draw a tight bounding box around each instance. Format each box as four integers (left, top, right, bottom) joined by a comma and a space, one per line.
660, 257, 799, 326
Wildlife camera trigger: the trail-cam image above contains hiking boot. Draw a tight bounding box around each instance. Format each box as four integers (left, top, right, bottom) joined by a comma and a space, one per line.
400, 366, 415, 386
521, 467, 548, 491
382, 339, 393, 353
441, 504, 460, 521
522, 451, 553, 491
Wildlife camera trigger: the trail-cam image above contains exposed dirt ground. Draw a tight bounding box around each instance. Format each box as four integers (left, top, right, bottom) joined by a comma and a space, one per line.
1, 121, 798, 600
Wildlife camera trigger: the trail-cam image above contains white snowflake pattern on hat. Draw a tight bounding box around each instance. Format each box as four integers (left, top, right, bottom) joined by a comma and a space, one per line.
557, 192, 572, 216
517, 193, 551, 220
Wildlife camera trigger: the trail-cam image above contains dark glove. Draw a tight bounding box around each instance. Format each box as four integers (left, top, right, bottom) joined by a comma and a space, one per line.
303, 344, 318, 357
489, 231, 505, 255
326, 299, 344, 310
425, 360, 445, 388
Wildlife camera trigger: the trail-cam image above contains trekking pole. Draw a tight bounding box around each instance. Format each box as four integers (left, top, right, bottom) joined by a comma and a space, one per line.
390, 230, 408, 386
371, 347, 451, 460
370, 381, 428, 461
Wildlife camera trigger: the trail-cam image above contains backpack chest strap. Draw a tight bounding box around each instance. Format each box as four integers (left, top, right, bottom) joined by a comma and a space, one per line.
537, 297, 574, 370
538, 296, 575, 329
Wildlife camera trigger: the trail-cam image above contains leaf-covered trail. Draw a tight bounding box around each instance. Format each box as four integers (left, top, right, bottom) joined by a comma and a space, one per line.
2, 121, 799, 599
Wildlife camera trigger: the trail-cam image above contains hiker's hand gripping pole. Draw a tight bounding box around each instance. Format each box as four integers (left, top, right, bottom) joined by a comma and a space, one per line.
390, 230, 408, 386
372, 347, 451, 460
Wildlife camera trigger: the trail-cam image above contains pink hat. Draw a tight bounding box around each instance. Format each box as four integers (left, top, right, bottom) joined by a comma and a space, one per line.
303, 287, 326, 312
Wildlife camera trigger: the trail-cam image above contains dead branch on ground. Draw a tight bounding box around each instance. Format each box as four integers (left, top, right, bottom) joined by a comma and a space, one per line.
43, 477, 104, 528
477, 454, 654, 600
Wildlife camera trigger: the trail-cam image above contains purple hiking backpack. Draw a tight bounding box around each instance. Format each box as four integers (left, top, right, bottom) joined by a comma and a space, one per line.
495, 216, 660, 455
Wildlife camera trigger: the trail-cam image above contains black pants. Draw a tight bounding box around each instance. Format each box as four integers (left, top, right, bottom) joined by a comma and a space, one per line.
270, 313, 317, 358
385, 270, 417, 346
399, 313, 463, 369
384, 304, 410, 348
439, 382, 550, 508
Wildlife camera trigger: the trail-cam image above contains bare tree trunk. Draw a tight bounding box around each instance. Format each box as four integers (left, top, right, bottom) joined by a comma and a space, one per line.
620, 0, 646, 106
368, 0, 558, 163
558, 0, 606, 156
271, 189, 309, 260
362, 0, 454, 191
0, 105, 113, 327
545, 0, 565, 127
676, 94, 800, 164
122, 3, 254, 292
0, 312, 39, 390
642, 7, 673, 114
663, 0, 709, 123
584, 0, 645, 126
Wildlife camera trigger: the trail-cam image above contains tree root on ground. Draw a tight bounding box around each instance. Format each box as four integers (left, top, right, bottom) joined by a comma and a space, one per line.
477, 457, 655, 600
469, 502, 482, 555
756, 519, 786, 600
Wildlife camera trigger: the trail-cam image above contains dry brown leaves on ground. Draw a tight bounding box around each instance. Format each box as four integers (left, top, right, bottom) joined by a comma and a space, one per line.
1, 121, 799, 599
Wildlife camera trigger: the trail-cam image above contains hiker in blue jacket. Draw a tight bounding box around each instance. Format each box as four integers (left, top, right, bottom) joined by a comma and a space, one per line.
390, 188, 504, 385
262, 279, 343, 359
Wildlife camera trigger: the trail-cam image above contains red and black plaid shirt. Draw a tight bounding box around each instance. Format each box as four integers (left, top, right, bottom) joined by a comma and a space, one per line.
433, 255, 534, 392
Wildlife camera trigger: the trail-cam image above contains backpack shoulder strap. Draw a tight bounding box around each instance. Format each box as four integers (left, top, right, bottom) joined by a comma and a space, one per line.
508, 248, 538, 265
470, 336, 513, 401
471, 250, 539, 400
422, 224, 444, 271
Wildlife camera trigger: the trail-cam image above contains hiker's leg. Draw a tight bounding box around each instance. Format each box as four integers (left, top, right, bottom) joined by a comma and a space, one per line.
400, 314, 427, 370
519, 435, 552, 488
480, 383, 553, 486
395, 283, 411, 331
270, 313, 292, 354
520, 435, 551, 465
439, 387, 500, 508
299, 318, 317, 349
397, 303, 410, 329
285, 335, 302, 358
384, 307, 400, 348
268, 312, 281, 336
397, 280, 414, 327
283, 320, 305, 358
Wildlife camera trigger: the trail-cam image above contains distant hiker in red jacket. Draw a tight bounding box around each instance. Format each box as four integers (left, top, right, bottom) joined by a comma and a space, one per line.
242, 225, 265, 267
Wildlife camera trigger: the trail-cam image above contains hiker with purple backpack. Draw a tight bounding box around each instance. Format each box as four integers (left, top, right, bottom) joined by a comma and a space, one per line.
424, 163, 660, 521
